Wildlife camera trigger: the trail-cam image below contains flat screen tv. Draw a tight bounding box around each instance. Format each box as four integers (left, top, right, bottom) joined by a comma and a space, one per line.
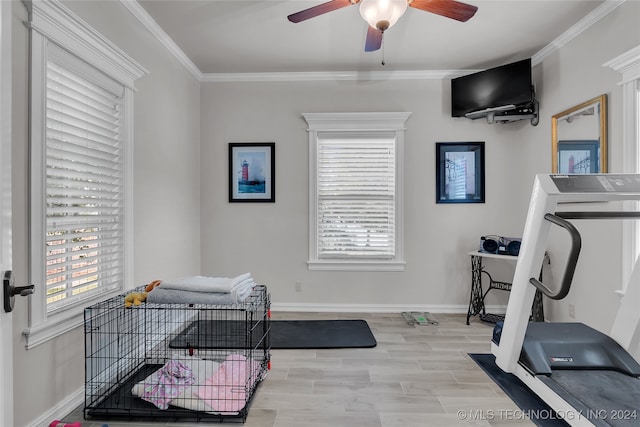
451, 58, 534, 118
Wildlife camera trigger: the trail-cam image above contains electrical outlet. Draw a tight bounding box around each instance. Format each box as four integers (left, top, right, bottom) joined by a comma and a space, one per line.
295, 281, 302, 292
568, 303, 575, 319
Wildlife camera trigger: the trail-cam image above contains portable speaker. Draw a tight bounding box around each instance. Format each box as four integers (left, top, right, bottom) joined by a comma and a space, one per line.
479, 236, 522, 256
503, 238, 522, 256
479, 236, 499, 254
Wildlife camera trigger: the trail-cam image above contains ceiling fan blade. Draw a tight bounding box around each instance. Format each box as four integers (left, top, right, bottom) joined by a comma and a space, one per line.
409, 0, 478, 22
364, 26, 383, 52
287, 0, 356, 23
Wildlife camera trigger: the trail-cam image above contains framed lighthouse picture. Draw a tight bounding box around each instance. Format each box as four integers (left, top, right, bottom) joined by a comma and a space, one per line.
556, 140, 600, 174
229, 142, 275, 202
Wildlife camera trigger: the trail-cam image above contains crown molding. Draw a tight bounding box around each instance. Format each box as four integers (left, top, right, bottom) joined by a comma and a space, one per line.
120, 0, 202, 81
200, 69, 476, 83
124, 0, 625, 83
531, 0, 626, 66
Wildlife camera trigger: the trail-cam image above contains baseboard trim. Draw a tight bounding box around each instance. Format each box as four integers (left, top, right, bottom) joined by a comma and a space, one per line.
271, 302, 507, 314
28, 386, 84, 427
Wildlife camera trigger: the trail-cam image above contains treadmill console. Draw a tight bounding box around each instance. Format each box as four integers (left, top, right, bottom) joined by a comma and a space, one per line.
551, 174, 640, 193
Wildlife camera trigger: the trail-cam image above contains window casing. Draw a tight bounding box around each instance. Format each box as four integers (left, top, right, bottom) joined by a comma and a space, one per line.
605, 45, 640, 290
304, 112, 410, 271
26, 0, 147, 348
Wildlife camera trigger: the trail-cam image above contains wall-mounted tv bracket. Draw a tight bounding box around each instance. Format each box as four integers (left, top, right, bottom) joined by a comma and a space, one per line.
464, 85, 539, 126
3, 270, 34, 313
465, 104, 515, 121
488, 99, 539, 126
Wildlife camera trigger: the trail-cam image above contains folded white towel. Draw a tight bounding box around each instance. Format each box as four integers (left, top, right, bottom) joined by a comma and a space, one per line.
234, 279, 256, 301
233, 277, 253, 291
161, 273, 252, 293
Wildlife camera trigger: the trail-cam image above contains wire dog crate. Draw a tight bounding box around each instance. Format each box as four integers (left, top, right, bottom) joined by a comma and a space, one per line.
84, 284, 270, 423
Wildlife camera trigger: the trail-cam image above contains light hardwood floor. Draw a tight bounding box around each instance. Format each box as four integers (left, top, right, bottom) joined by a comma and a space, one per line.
62, 312, 535, 427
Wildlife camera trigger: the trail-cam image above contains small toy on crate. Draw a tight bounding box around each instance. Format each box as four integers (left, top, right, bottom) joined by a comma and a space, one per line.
124, 291, 147, 308
145, 279, 162, 292
124, 279, 162, 307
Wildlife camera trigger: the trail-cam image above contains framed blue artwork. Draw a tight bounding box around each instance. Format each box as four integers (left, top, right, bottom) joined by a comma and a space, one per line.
229, 142, 275, 203
436, 142, 485, 204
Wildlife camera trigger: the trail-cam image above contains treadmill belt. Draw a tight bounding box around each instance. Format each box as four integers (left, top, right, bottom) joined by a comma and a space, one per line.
540, 370, 640, 427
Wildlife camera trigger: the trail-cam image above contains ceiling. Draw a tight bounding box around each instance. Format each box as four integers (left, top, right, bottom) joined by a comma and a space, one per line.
136, 0, 606, 75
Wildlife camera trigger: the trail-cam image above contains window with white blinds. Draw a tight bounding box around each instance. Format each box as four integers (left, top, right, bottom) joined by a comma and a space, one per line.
26, 0, 147, 348
304, 112, 410, 271
45, 57, 124, 311
317, 138, 396, 259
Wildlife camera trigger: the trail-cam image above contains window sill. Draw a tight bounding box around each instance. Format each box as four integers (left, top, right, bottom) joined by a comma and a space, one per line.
23, 289, 123, 349
23, 307, 84, 349
307, 260, 406, 272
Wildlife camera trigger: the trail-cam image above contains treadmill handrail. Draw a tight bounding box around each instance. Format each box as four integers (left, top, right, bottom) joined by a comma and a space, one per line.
556, 211, 640, 220
529, 213, 582, 300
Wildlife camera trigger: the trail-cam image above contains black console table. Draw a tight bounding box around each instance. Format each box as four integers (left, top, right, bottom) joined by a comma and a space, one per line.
466, 250, 545, 325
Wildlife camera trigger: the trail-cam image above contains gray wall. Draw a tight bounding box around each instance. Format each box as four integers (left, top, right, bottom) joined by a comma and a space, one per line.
199, 3, 640, 322
10, 1, 201, 425
7, 0, 640, 425
534, 3, 640, 331
200, 79, 533, 309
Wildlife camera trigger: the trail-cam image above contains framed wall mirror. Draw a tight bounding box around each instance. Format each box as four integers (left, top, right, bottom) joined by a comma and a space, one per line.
551, 94, 607, 174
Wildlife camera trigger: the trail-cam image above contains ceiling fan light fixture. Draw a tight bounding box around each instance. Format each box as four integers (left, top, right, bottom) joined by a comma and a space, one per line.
359, 0, 408, 32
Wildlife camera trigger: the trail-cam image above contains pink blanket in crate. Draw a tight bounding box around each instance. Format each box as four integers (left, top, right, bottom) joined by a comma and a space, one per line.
194, 353, 262, 412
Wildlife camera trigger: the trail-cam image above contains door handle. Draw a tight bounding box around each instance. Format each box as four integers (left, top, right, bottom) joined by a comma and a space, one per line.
3, 270, 35, 313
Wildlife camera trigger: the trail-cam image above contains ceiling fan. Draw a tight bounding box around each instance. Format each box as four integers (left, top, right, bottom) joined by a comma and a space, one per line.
287, 0, 478, 52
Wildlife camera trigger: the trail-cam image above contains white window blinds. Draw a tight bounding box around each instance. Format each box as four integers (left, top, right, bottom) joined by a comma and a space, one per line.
45, 53, 124, 311
317, 137, 396, 259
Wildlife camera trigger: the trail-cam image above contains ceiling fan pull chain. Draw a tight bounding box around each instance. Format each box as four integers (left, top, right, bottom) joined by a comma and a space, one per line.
381, 36, 385, 66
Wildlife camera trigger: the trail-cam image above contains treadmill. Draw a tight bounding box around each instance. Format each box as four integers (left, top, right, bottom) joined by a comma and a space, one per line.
492, 174, 640, 427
